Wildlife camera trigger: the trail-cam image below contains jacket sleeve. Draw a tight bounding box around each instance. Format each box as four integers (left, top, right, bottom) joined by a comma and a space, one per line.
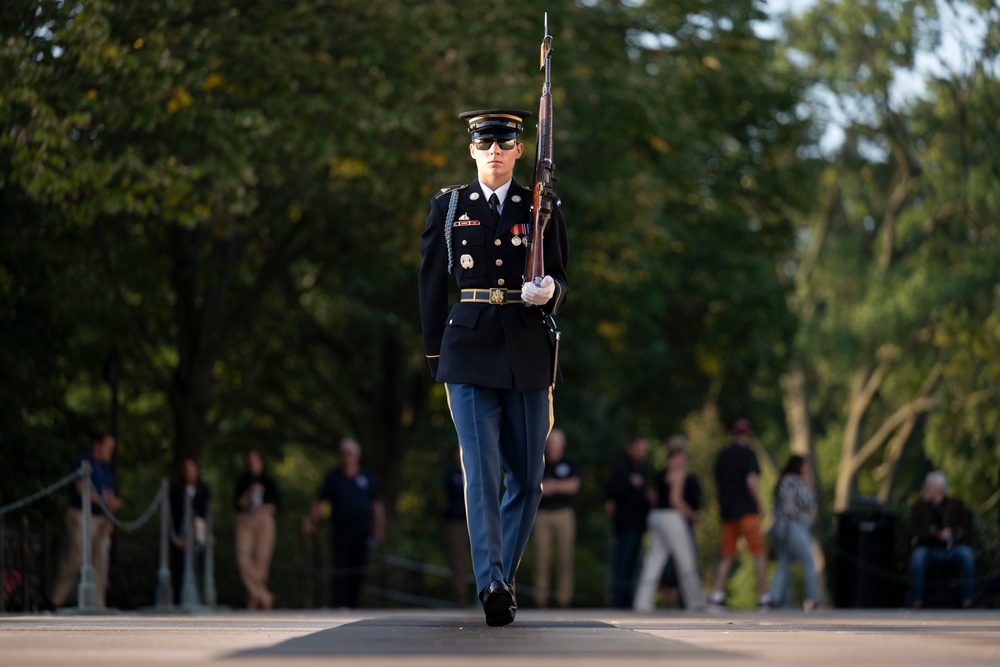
418, 194, 449, 378
540, 200, 569, 315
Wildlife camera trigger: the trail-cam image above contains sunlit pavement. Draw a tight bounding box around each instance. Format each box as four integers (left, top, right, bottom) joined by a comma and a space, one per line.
2, 608, 999, 667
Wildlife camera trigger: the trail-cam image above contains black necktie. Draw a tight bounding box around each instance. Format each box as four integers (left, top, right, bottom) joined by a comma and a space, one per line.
489, 193, 500, 223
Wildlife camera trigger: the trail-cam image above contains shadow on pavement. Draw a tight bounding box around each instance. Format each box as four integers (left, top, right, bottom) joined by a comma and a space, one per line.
234, 615, 728, 657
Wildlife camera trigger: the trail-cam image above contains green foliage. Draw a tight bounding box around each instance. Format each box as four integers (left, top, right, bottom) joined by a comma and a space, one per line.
779, 0, 1000, 515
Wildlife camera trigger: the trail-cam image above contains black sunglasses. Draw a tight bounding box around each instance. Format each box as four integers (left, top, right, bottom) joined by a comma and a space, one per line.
473, 137, 518, 151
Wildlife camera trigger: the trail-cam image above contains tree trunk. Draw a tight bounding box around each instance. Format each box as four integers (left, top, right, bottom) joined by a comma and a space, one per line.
781, 369, 812, 456
170, 365, 213, 464
167, 227, 244, 464
834, 366, 875, 512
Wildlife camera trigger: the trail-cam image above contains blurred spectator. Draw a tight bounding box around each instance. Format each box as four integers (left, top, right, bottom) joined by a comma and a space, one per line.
907, 471, 975, 609
234, 449, 280, 610
170, 457, 211, 605
708, 419, 772, 609
532, 428, 581, 608
308, 438, 385, 609
443, 449, 471, 606
768, 455, 818, 611
605, 435, 650, 609
634, 435, 705, 610
50, 433, 122, 608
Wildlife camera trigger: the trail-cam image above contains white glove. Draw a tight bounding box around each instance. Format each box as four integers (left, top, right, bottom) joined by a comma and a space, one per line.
521, 275, 556, 306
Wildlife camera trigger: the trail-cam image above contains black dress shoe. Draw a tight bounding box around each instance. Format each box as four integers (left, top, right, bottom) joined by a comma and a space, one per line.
479, 580, 515, 627
507, 579, 518, 611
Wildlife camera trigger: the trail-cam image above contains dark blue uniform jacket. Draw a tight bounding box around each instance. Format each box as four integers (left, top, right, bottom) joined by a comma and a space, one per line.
419, 178, 568, 392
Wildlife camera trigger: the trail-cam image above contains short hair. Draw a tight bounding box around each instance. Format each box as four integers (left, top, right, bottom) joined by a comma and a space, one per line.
339, 438, 361, 456
925, 471, 948, 493
91, 432, 113, 445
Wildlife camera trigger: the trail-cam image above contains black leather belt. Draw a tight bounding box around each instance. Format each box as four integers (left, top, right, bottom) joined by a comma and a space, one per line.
460, 288, 522, 305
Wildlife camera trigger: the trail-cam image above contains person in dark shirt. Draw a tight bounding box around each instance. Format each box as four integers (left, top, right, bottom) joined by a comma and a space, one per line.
50, 432, 122, 608
604, 436, 650, 608
531, 428, 581, 608
708, 419, 772, 609
634, 436, 705, 610
308, 438, 385, 609
234, 449, 281, 610
169, 457, 211, 606
907, 471, 975, 608
443, 450, 471, 606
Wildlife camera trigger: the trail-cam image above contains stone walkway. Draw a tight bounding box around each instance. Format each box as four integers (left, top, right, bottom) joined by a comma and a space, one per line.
2, 608, 999, 666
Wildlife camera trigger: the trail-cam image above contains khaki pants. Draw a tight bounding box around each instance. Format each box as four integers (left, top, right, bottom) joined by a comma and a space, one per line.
531, 507, 575, 607
633, 509, 705, 610
235, 510, 276, 608
51, 508, 111, 608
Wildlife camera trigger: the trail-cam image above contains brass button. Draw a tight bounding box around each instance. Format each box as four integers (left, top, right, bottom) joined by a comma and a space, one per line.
497, 279, 505, 286
449, 319, 453, 325
494, 239, 502, 246
495, 259, 503, 267
462, 240, 468, 246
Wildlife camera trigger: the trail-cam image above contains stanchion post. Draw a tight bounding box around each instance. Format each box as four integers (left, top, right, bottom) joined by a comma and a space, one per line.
180, 492, 199, 608
202, 500, 216, 608
155, 478, 173, 608
77, 462, 97, 609
0, 515, 6, 614
301, 518, 312, 608
21, 515, 32, 611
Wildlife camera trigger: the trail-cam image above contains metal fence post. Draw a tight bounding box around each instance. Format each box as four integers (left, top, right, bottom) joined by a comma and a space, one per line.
301, 519, 313, 609
76, 462, 97, 610
20, 515, 32, 611
180, 492, 199, 608
202, 500, 216, 608
0, 516, 6, 614
155, 478, 173, 608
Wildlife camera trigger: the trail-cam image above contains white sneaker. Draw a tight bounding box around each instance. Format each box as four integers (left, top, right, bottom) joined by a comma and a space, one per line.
707, 593, 726, 611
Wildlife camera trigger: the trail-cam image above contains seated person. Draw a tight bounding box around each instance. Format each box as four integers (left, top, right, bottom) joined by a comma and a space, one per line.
907, 471, 975, 608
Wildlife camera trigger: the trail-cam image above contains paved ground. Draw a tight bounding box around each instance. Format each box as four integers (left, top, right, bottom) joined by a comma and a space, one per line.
2, 608, 999, 667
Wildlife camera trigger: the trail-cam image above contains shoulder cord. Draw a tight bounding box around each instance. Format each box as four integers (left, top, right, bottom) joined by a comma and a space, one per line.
444, 189, 459, 275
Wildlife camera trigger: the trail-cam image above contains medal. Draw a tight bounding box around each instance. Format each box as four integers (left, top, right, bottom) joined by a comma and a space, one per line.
511, 236, 522, 247
460, 254, 474, 269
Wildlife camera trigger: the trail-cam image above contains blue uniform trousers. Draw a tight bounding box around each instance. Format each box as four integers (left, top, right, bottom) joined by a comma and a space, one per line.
446, 383, 553, 592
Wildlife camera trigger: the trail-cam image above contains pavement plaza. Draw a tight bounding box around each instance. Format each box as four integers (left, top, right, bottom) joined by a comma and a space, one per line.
2, 608, 999, 667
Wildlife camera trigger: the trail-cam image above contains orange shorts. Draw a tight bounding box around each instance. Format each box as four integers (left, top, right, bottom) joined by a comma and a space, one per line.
719, 514, 765, 558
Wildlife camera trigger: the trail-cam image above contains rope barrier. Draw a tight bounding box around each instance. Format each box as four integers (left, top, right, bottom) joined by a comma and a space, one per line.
0, 469, 82, 515
92, 484, 165, 532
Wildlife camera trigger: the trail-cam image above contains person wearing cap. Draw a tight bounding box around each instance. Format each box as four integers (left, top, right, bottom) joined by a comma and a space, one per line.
418, 108, 569, 626
708, 419, 773, 609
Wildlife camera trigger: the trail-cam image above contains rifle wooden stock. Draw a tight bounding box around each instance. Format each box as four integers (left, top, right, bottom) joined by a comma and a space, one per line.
527, 30, 554, 286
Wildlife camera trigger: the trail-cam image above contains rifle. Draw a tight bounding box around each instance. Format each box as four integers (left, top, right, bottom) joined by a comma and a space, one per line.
526, 14, 555, 287
527, 15, 561, 388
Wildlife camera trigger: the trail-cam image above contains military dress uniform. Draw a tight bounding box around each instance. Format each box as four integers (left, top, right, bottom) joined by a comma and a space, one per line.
418, 109, 568, 626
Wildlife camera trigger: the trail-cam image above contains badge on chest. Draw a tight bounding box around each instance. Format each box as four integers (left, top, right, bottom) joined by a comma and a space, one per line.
454, 213, 480, 227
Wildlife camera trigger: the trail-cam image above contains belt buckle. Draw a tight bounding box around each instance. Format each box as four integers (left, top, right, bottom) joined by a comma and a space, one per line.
489, 288, 507, 305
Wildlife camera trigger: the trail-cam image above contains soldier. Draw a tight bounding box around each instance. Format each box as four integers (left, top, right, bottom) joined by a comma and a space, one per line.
418, 109, 569, 626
